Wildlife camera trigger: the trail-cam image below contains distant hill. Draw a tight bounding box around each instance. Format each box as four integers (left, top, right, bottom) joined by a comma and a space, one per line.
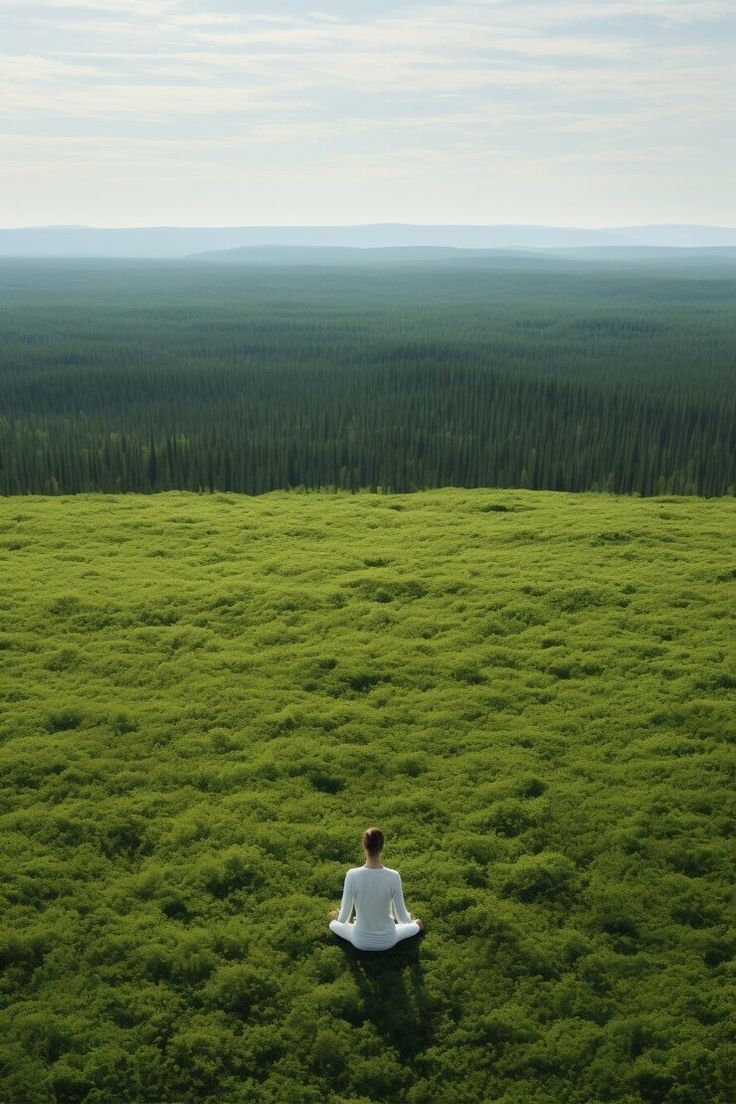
2, 223, 736, 258
188, 245, 558, 266
189, 244, 736, 269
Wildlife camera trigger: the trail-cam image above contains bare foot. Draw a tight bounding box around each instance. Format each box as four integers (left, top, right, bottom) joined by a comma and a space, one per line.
328, 909, 338, 921
415, 918, 425, 930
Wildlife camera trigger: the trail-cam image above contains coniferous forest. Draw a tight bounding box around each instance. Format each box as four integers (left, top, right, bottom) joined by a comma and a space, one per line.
1, 256, 734, 498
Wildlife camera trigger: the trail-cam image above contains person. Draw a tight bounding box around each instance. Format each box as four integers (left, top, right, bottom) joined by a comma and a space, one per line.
328, 827, 424, 951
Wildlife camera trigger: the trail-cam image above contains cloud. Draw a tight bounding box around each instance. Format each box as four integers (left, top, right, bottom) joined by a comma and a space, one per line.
0, 0, 732, 224
0, 80, 312, 120
0, 0, 176, 11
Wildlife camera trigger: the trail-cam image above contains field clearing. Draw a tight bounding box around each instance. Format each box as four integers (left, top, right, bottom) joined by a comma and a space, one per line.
0, 488, 734, 1103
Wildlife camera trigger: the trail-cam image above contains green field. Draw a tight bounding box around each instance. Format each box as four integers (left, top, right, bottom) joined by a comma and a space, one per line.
1, 489, 734, 1103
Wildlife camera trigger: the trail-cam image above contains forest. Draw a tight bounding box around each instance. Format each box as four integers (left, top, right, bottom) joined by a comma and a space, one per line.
0, 256, 734, 498
0, 489, 734, 1103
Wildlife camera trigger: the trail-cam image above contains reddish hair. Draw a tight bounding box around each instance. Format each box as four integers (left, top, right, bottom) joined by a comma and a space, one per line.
362, 827, 384, 856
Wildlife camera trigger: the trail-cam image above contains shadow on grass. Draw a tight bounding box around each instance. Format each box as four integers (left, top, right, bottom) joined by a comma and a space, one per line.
335, 934, 433, 1060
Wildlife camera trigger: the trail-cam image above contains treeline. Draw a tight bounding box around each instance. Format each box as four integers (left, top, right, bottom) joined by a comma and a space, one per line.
0, 368, 732, 496
0, 260, 734, 497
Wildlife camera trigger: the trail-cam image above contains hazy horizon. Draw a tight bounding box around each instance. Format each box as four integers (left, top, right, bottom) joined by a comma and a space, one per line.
4, 221, 736, 259
7, 221, 736, 232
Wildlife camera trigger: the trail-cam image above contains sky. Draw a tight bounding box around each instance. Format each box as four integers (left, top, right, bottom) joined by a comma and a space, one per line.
1, 0, 734, 228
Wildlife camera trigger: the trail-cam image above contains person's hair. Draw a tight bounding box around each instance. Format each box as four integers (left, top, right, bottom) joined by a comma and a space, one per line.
362, 827, 384, 856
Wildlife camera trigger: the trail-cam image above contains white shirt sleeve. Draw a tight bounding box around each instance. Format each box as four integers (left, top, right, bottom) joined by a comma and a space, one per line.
336, 869, 355, 923
390, 871, 412, 923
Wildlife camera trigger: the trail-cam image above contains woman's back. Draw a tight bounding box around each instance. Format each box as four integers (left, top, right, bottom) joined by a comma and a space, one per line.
346, 866, 411, 933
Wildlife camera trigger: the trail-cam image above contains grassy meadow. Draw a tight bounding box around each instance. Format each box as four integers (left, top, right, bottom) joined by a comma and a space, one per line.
0, 488, 734, 1104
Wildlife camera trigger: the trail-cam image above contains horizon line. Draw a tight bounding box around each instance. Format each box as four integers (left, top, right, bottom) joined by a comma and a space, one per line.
4, 221, 736, 233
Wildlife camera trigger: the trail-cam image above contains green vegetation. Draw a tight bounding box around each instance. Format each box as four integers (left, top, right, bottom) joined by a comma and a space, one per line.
1, 488, 734, 1103
0, 258, 734, 497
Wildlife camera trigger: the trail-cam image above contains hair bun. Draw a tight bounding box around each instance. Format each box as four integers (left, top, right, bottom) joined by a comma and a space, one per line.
362, 826, 384, 855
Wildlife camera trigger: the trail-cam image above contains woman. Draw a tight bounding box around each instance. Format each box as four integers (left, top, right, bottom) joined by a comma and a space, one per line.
328, 827, 424, 951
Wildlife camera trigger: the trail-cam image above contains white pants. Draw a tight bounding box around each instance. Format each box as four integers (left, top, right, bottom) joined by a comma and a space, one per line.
329, 919, 421, 952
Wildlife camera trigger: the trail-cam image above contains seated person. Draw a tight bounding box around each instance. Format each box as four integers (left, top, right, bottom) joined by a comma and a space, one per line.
329, 827, 424, 951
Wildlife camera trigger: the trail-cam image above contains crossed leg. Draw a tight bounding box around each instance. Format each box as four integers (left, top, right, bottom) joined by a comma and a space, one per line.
329, 919, 421, 950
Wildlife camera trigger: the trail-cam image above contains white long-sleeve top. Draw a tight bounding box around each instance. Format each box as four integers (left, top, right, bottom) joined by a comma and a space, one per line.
336, 866, 413, 944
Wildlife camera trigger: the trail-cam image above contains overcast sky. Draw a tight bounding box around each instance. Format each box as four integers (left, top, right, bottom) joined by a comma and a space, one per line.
1, 0, 734, 227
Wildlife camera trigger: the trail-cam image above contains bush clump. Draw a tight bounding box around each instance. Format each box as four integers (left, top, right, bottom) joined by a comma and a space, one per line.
46, 708, 82, 732
500, 852, 578, 903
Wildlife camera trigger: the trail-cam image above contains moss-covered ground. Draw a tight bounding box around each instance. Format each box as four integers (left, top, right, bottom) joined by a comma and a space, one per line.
0, 489, 734, 1103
